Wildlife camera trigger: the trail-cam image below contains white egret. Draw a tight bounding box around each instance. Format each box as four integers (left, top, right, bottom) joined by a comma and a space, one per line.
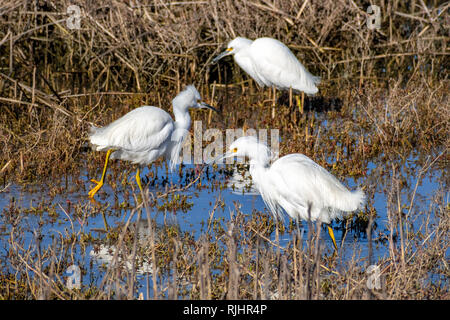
222, 136, 365, 250
88, 85, 218, 198
212, 37, 321, 113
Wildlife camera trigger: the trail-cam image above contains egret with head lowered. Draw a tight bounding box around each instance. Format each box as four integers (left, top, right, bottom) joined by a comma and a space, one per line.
88, 85, 218, 198
212, 37, 320, 114
221, 136, 365, 251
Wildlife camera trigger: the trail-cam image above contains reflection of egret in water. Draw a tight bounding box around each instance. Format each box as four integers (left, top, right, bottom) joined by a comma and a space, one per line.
225, 146, 279, 195
89, 244, 153, 275
90, 219, 156, 275
90, 219, 190, 298
226, 164, 259, 195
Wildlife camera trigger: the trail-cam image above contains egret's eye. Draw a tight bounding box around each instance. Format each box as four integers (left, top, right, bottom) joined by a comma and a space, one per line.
226, 47, 233, 52
232, 147, 238, 153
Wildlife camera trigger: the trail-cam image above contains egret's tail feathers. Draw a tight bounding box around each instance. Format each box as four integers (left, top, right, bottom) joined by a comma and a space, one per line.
298, 76, 320, 95
299, 69, 321, 95
306, 86, 319, 95
312, 75, 321, 85
329, 188, 365, 216
343, 188, 365, 212
353, 188, 366, 210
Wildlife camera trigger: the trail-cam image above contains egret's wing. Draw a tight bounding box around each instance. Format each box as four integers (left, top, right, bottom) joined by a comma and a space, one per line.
90, 106, 174, 153
269, 154, 361, 220
267, 154, 318, 220
250, 38, 320, 94
234, 54, 267, 87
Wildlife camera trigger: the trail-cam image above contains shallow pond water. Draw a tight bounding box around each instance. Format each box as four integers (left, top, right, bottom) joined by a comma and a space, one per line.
0, 146, 447, 298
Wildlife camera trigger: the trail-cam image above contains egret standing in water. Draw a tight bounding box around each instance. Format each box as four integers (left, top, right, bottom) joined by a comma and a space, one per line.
88, 85, 218, 198
212, 37, 320, 115
221, 136, 365, 251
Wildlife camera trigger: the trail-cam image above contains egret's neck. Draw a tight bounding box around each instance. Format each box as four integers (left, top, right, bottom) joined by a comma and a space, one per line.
169, 106, 191, 170
233, 38, 253, 60
235, 44, 251, 58
248, 160, 269, 193
248, 154, 270, 174
234, 46, 252, 69
234, 44, 264, 87
173, 106, 191, 131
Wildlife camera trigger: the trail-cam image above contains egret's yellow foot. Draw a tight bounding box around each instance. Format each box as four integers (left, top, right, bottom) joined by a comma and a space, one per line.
88, 148, 115, 199
134, 168, 145, 204
136, 169, 145, 202
88, 179, 104, 198
327, 225, 338, 252
136, 168, 144, 194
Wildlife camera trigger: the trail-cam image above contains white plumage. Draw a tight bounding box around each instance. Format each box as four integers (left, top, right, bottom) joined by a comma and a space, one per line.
212, 37, 320, 95
90, 106, 174, 166
223, 136, 365, 249
88, 85, 217, 198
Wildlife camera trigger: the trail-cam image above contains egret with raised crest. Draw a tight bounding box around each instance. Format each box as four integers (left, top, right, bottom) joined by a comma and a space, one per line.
88, 85, 218, 198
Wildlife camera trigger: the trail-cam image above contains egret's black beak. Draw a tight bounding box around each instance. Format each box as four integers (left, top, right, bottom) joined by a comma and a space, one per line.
211, 49, 233, 64
205, 151, 234, 165
199, 101, 220, 114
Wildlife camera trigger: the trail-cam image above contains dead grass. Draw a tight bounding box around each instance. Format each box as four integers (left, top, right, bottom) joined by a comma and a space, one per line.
0, 0, 448, 182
